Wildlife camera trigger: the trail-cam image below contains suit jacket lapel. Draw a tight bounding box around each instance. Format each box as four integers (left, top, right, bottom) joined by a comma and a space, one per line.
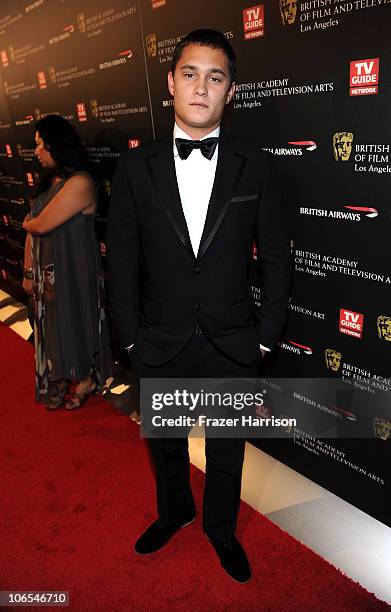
145, 137, 195, 258
197, 135, 247, 261
144, 135, 247, 261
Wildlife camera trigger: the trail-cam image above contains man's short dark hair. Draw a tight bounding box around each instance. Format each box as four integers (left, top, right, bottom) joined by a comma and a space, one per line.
171, 29, 236, 84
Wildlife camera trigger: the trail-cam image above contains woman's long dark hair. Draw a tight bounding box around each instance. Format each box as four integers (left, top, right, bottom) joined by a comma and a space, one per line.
33, 114, 90, 196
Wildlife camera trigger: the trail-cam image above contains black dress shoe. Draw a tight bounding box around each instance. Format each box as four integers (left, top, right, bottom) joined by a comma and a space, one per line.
135, 512, 196, 555
208, 536, 251, 583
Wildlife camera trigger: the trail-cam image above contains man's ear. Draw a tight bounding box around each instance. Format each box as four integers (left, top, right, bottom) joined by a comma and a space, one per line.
226, 81, 236, 105
167, 71, 175, 96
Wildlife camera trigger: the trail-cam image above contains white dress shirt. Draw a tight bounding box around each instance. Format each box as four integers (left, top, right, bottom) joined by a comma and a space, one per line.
127, 123, 270, 353
173, 123, 219, 256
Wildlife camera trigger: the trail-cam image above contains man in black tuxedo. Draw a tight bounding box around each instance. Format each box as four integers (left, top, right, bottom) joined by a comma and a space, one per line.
106, 29, 291, 583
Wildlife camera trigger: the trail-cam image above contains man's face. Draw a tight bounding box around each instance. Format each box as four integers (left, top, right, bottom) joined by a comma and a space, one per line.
280, 0, 297, 24
167, 43, 236, 138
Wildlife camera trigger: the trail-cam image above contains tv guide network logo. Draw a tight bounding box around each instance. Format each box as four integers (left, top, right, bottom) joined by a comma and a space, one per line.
350, 58, 379, 97
243, 5, 264, 39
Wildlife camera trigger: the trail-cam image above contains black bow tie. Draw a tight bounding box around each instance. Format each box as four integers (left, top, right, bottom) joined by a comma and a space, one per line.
175, 137, 218, 160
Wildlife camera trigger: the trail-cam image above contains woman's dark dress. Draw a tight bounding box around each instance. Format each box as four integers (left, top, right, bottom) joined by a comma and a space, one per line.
31, 173, 112, 402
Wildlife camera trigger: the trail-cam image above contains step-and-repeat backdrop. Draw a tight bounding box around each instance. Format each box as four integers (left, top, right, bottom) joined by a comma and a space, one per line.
0, 0, 390, 525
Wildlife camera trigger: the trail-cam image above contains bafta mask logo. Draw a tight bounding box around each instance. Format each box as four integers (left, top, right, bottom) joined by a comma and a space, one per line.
3, 81, 9, 96
33, 107, 41, 121
280, 414, 294, 434
77, 13, 86, 33
16, 143, 23, 157
90, 99, 99, 118
103, 179, 111, 196
280, 0, 297, 25
333, 132, 353, 161
325, 349, 342, 372
8, 45, 15, 61
373, 416, 391, 441
146, 33, 157, 58
48, 65, 56, 84
377, 315, 391, 342
1, 49, 9, 67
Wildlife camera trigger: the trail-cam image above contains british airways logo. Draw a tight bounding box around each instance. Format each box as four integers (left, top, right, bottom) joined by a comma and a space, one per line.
264, 140, 317, 156
288, 140, 317, 151
279, 340, 313, 356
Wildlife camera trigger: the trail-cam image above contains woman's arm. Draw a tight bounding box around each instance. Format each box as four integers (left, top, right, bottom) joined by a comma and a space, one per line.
24, 231, 32, 269
22, 232, 33, 294
22, 174, 95, 235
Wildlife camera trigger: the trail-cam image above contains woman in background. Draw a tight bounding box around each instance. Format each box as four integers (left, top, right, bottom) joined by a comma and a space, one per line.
23, 114, 112, 410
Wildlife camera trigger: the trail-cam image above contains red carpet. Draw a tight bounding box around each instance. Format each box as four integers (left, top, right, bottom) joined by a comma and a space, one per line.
0, 322, 389, 611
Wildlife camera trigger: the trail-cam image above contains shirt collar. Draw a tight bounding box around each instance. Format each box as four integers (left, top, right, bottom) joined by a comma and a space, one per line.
173, 123, 220, 158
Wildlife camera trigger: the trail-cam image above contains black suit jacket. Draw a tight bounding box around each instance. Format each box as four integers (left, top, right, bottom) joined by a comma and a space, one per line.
106, 134, 292, 366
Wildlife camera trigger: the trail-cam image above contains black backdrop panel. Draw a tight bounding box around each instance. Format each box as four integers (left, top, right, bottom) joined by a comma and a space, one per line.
0, 0, 390, 525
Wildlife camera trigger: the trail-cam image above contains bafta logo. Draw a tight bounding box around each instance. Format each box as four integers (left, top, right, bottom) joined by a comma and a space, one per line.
325, 349, 342, 372
333, 132, 353, 161
33, 107, 41, 121
48, 65, 56, 84
3, 80, 9, 96
77, 13, 86, 34
8, 45, 15, 61
377, 315, 391, 341
90, 99, 99, 118
373, 416, 391, 441
280, 0, 297, 25
16, 144, 23, 157
280, 414, 294, 435
103, 179, 111, 196
146, 33, 157, 58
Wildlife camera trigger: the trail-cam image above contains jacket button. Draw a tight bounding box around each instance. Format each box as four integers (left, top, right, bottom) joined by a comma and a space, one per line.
193, 266, 201, 274
195, 303, 203, 311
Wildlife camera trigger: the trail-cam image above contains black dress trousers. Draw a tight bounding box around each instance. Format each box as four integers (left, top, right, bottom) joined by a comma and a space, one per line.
131, 331, 262, 545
